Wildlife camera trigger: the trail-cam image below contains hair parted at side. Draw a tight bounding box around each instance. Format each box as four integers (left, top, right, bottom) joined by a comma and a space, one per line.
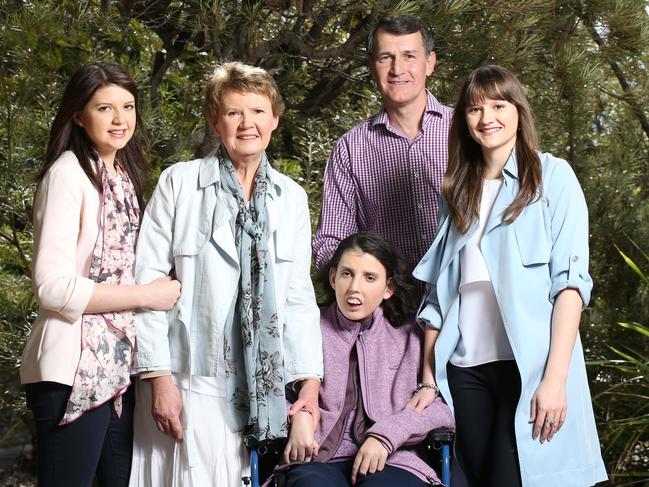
367, 15, 434, 57
321, 232, 419, 327
204, 62, 284, 128
444, 64, 542, 234
37, 61, 148, 210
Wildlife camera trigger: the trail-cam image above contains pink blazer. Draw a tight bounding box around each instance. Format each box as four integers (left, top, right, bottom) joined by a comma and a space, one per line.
20, 151, 99, 386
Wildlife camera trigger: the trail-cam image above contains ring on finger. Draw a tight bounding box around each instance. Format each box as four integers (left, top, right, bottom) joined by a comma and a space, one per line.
544, 418, 556, 425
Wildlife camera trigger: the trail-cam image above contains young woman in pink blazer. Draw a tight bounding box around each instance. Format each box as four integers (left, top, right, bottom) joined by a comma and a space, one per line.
20, 61, 180, 487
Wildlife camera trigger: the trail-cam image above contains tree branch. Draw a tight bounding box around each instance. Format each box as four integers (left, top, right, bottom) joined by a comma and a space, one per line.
0, 222, 31, 277
247, 10, 376, 62
587, 23, 649, 142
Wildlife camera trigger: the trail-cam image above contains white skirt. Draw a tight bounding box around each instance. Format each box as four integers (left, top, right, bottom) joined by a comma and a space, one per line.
129, 378, 250, 487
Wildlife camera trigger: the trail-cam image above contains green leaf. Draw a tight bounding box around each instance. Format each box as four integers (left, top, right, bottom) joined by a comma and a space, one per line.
615, 245, 649, 283
618, 321, 649, 339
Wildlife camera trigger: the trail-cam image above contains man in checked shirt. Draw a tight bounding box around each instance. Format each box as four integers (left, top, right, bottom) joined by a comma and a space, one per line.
313, 15, 451, 286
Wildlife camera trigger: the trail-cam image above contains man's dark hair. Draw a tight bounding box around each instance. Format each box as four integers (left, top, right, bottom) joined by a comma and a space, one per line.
367, 15, 434, 58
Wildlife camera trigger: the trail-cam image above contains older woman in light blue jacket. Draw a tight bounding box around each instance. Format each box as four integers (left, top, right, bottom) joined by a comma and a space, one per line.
409, 66, 606, 487
129, 62, 323, 487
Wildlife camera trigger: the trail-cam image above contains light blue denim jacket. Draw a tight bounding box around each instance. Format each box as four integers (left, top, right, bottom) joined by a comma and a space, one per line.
414, 152, 607, 487
134, 152, 323, 385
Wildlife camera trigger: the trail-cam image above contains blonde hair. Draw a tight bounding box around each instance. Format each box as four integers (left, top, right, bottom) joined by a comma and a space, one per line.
204, 62, 284, 128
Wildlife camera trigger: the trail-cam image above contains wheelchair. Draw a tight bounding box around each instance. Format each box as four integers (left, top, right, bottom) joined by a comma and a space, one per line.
245, 427, 454, 487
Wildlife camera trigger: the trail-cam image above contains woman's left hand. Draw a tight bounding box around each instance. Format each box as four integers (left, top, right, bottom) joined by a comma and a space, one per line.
351, 436, 389, 484
289, 378, 320, 428
406, 387, 438, 413
530, 377, 567, 443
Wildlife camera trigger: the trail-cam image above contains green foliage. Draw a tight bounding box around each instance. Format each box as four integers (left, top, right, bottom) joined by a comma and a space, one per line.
1, 0, 649, 482
594, 245, 649, 483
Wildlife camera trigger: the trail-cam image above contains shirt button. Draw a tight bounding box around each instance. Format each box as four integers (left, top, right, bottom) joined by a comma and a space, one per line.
413, 172, 419, 179
421, 233, 428, 241
417, 203, 423, 209
571, 256, 578, 262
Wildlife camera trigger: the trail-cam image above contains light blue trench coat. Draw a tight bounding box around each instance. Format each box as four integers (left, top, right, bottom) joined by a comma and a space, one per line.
413, 152, 607, 486
133, 151, 323, 466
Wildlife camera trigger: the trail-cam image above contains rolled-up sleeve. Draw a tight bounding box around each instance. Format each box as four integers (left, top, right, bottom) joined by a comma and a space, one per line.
414, 197, 449, 330
282, 188, 324, 383
417, 284, 443, 330
134, 170, 176, 372
312, 139, 359, 271
32, 165, 95, 323
547, 160, 592, 307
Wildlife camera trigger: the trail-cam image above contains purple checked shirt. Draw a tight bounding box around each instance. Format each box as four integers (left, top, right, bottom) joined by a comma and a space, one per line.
313, 91, 452, 270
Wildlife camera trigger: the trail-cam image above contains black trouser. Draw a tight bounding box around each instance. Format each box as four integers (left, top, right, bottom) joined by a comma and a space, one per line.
283, 459, 429, 487
447, 361, 522, 487
25, 381, 134, 487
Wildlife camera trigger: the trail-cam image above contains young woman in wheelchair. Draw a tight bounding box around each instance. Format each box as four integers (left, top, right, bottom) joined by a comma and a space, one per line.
279, 232, 454, 487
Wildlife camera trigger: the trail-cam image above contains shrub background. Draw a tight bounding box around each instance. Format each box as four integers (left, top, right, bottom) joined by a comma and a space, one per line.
0, 1, 647, 484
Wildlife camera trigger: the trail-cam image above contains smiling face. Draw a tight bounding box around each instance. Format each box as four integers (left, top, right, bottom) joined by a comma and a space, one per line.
369, 30, 436, 111
465, 98, 519, 164
329, 248, 394, 322
74, 84, 136, 165
212, 90, 279, 166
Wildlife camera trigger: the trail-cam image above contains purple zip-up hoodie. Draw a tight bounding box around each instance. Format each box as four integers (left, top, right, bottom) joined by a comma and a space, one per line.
305, 303, 455, 485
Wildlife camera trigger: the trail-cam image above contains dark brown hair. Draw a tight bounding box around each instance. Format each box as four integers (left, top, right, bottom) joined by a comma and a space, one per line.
444, 64, 542, 233
321, 232, 418, 326
367, 15, 434, 58
37, 61, 147, 209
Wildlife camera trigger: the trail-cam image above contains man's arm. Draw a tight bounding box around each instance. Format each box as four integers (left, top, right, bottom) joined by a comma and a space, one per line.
312, 139, 359, 270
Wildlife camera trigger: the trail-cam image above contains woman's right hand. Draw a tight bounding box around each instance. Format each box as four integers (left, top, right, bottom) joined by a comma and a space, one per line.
283, 411, 318, 464
144, 276, 181, 310
150, 375, 184, 442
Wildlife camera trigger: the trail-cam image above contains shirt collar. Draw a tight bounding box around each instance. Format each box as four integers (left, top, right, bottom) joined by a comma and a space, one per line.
502, 150, 519, 180
198, 147, 282, 198
369, 90, 444, 130
334, 304, 385, 343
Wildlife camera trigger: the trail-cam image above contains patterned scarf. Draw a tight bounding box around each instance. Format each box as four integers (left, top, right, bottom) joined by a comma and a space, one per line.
60, 159, 139, 425
218, 150, 287, 444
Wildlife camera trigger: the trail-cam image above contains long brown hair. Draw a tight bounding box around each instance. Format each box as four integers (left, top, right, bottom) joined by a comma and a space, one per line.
444, 65, 542, 234
37, 61, 148, 210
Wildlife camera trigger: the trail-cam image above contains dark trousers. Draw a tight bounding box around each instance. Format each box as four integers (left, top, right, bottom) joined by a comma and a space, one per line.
25, 381, 134, 487
447, 361, 523, 487
283, 459, 429, 487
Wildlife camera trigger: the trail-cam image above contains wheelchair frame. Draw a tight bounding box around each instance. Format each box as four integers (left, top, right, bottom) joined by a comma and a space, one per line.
245, 427, 454, 487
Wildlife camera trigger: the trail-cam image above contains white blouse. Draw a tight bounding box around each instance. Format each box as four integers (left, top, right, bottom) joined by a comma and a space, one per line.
451, 178, 514, 367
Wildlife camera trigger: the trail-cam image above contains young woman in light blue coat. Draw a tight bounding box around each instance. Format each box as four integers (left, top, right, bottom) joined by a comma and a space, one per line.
407, 65, 607, 487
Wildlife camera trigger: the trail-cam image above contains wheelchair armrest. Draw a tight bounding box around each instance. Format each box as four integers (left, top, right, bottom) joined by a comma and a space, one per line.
427, 427, 455, 444
423, 428, 454, 486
